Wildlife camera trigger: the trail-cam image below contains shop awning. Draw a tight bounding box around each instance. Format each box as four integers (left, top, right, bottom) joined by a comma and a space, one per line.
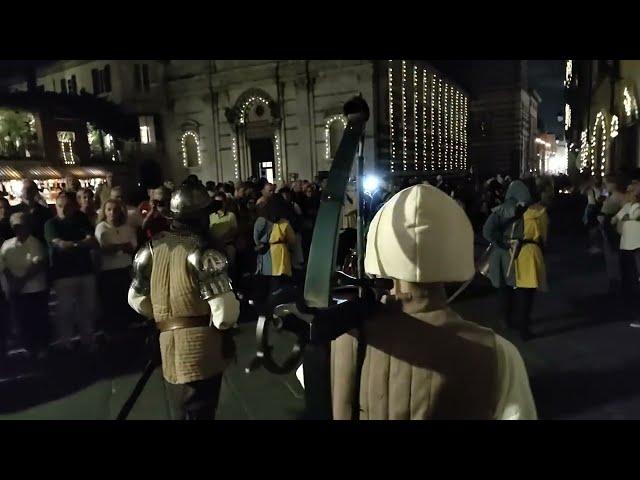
0, 165, 24, 180
65, 166, 112, 178
0, 161, 117, 181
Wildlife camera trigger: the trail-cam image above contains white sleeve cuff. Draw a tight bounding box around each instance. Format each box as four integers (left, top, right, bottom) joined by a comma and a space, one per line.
207, 291, 240, 330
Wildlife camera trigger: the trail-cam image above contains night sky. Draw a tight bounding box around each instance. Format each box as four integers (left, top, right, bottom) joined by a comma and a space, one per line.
528, 60, 565, 137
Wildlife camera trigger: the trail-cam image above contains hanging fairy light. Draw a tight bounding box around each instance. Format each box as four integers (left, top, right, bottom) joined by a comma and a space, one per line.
610, 115, 619, 138
444, 83, 449, 170
181, 131, 201, 167
413, 64, 418, 170
452, 89, 456, 170
438, 78, 443, 170
623, 86, 638, 120
463, 95, 468, 169
564, 60, 573, 87
401, 60, 407, 171
453, 87, 457, 170
422, 68, 427, 171
565, 104, 572, 131
579, 129, 588, 173
590, 112, 607, 177
232, 135, 239, 180
388, 61, 395, 172
324, 114, 348, 161
431, 74, 436, 169
273, 131, 282, 182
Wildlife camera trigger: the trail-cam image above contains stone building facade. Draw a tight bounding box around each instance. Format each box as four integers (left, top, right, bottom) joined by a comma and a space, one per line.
10, 60, 469, 186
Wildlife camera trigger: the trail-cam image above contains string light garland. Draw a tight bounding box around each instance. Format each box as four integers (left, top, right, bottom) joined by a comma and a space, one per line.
402, 60, 407, 171
431, 74, 435, 168
454, 88, 458, 169
388, 61, 395, 172
590, 112, 607, 177
463, 95, 468, 169
273, 131, 282, 182
413, 64, 418, 170
565, 104, 571, 131
565, 60, 573, 87
623, 87, 638, 120
231, 135, 239, 180
422, 68, 427, 171
57, 131, 76, 165
444, 83, 449, 170
438, 78, 443, 169
610, 115, 619, 139
324, 114, 348, 161
239, 96, 270, 124
579, 129, 588, 173
181, 131, 201, 167
384, 62, 470, 175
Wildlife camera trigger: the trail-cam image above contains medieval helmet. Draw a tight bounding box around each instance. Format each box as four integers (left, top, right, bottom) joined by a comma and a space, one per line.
169, 183, 211, 220
364, 184, 474, 283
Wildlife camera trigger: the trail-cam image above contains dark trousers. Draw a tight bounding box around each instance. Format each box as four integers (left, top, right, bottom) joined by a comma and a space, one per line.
9, 290, 50, 352
500, 287, 536, 337
0, 294, 8, 356
98, 267, 134, 333
619, 250, 640, 315
165, 374, 224, 420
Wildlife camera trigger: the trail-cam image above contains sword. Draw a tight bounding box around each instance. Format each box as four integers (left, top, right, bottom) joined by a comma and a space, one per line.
116, 324, 160, 420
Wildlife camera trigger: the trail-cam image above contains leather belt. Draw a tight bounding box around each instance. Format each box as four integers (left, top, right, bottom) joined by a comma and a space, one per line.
155, 315, 210, 332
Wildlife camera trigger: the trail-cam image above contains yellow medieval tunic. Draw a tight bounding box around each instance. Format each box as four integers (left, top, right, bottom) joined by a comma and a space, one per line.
268, 220, 296, 277
515, 205, 548, 290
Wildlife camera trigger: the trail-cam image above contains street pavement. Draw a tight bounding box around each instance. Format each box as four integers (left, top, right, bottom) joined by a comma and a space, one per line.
2, 194, 640, 420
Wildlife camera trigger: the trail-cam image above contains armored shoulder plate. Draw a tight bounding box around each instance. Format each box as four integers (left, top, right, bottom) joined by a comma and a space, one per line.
131, 242, 153, 295
187, 247, 233, 301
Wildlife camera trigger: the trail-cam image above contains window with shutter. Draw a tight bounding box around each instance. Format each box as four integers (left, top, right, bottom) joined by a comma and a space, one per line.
103, 65, 112, 92
92, 69, 101, 94
134, 64, 142, 91
142, 64, 150, 91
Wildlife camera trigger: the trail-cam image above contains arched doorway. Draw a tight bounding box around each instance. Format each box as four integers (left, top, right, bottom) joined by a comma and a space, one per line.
226, 89, 283, 183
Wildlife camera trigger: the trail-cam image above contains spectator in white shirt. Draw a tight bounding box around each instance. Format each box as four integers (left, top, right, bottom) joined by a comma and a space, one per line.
95, 199, 137, 334
612, 188, 640, 327
0, 212, 49, 358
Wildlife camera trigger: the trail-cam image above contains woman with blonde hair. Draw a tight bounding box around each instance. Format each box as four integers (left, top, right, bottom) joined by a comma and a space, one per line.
95, 198, 137, 334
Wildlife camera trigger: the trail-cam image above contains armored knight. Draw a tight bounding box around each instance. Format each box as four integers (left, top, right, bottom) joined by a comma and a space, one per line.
128, 183, 240, 420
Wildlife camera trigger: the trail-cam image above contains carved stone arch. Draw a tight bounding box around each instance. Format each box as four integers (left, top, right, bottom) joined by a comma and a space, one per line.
181, 119, 201, 134
227, 88, 281, 127
225, 88, 283, 183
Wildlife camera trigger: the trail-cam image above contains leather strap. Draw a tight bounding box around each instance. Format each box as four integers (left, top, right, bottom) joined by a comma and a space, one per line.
155, 315, 210, 332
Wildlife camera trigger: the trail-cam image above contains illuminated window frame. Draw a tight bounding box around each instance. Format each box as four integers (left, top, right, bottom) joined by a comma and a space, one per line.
181, 131, 201, 167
